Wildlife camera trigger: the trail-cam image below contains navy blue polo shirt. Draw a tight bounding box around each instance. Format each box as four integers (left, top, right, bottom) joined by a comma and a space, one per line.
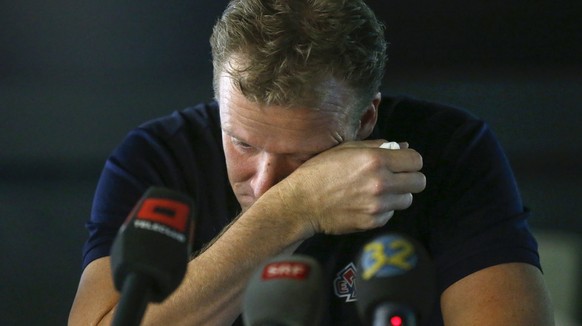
81, 96, 540, 325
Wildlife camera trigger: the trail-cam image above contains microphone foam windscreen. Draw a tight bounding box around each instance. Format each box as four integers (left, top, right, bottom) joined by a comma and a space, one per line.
110, 186, 196, 302
355, 232, 436, 325
243, 254, 325, 326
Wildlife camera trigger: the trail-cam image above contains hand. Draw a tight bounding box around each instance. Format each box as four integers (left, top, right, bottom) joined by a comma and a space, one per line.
272, 139, 426, 238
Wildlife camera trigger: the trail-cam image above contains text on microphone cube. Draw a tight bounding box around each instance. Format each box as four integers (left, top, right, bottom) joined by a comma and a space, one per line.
261, 262, 311, 280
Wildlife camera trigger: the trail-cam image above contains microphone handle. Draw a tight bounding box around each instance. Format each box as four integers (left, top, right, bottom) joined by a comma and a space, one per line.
373, 303, 417, 326
112, 273, 153, 326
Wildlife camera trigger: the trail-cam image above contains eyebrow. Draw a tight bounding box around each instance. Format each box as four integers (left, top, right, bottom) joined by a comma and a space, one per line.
220, 127, 239, 139
221, 125, 344, 158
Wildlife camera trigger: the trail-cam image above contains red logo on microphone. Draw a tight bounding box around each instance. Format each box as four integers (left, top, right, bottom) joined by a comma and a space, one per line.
261, 262, 311, 280
136, 198, 190, 232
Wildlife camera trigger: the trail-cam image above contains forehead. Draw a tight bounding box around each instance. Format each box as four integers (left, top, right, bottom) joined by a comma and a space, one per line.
218, 73, 355, 115
218, 75, 353, 153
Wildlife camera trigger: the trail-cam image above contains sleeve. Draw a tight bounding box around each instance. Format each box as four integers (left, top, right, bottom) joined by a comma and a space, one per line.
425, 117, 541, 293
81, 128, 186, 270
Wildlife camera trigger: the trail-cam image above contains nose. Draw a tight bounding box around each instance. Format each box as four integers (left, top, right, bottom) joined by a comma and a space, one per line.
250, 153, 292, 198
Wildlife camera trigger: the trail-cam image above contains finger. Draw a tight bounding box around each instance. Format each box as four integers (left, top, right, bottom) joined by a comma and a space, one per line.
355, 139, 390, 148
372, 171, 425, 195
367, 192, 414, 214
380, 149, 424, 172
390, 172, 426, 194
390, 193, 414, 211
373, 210, 395, 228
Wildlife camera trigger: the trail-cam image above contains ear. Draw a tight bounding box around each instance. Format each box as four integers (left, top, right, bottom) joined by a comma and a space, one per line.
356, 92, 381, 140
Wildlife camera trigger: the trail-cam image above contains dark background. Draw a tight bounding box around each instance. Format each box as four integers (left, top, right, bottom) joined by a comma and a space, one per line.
1, 1, 580, 324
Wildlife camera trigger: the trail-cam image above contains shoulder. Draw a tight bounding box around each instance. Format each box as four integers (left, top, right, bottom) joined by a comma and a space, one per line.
376, 95, 482, 141
137, 100, 221, 141
375, 95, 498, 172
110, 101, 222, 170
84, 101, 229, 269
103, 100, 220, 168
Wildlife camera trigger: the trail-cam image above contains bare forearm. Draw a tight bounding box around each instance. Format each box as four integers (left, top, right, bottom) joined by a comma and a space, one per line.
69, 190, 309, 326
71, 141, 420, 325
127, 200, 305, 325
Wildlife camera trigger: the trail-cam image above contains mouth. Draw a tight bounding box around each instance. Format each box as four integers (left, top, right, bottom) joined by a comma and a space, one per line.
236, 193, 256, 211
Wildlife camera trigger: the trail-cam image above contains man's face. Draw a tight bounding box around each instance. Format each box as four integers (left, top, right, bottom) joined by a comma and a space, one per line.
218, 76, 357, 211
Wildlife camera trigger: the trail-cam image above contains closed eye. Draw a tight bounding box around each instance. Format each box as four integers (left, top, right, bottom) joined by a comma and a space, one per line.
231, 137, 253, 150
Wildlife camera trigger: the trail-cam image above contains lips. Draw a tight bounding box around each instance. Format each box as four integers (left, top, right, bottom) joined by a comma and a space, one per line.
235, 193, 256, 211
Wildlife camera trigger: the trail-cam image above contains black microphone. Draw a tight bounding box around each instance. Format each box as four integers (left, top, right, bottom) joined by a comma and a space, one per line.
355, 233, 436, 326
110, 186, 195, 326
243, 254, 325, 326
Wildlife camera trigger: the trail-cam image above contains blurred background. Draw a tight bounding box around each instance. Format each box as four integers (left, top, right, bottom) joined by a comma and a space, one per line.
1, 0, 580, 324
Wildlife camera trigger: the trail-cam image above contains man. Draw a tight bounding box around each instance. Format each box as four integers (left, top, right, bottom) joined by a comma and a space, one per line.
69, 0, 554, 325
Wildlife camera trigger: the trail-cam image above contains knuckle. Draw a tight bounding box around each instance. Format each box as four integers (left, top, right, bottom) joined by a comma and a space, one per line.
369, 176, 389, 195
367, 156, 384, 171
366, 200, 384, 215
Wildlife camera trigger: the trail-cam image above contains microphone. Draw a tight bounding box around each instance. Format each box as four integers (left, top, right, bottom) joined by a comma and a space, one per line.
110, 186, 196, 326
243, 254, 325, 326
355, 233, 436, 326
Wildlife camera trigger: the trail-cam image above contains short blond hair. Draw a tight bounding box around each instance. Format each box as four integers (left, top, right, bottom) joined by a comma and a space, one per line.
210, 0, 387, 114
